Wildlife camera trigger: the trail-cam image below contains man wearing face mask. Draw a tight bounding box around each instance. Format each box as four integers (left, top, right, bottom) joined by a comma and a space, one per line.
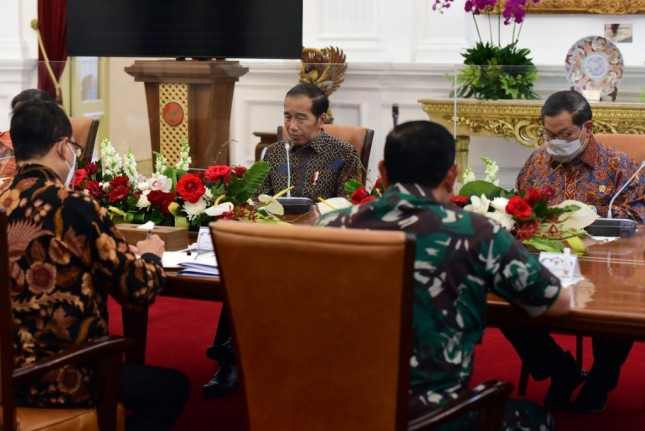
502, 90, 642, 414
1, 100, 190, 430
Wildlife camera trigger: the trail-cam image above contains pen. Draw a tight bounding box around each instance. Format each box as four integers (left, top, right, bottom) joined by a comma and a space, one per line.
146, 230, 152, 240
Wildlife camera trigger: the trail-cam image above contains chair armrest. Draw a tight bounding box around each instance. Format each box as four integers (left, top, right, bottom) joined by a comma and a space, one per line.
408, 380, 513, 431
12, 336, 134, 383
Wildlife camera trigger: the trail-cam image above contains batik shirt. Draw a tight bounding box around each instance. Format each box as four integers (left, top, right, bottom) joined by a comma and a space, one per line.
0, 131, 16, 178
516, 136, 645, 222
0, 164, 165, 407
318, 183, 560, 428
256, 130, 359, 201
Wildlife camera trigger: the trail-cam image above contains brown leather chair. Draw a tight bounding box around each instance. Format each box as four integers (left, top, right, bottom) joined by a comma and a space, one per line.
595, 133, 645, 163
211, 221, 513, 431
277, 124, 374, 184
69, 117, 100, 163
0, 207, 130, 430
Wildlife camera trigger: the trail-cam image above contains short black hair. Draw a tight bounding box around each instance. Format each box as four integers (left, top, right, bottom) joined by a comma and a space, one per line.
541, 90, 592, 126
10, 100, 72, 161
10, 88, 54, 110
285, 83, 329, 117
384, 120, 455, 188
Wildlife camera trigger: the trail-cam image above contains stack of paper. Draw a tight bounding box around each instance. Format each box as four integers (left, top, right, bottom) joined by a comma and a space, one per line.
162, 250, 219, 278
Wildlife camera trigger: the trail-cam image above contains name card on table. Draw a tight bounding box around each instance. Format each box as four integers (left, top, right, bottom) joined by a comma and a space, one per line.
539, 248, 582, 287
197, 226, 214, 251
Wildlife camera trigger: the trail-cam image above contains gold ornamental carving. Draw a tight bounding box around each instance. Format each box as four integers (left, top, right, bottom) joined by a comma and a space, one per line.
419, 98, 645, 174
530, 0, 645, 14
299, 46, 347, 123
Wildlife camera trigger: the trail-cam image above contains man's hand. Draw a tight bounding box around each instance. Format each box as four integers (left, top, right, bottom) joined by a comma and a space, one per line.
136, 234, 165, 258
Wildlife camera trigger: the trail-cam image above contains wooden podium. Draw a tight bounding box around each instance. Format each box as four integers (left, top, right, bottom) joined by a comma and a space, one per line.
125, 60, 248, 168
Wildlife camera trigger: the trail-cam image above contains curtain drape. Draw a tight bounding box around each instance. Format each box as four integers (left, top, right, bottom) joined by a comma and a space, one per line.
37, 0, 67, 103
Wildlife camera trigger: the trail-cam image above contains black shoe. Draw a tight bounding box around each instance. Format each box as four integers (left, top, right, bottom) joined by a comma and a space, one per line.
543, 367, 587, 410
206, 338, 235, 362
202, 363, 238, 398
574, 385, 608, 414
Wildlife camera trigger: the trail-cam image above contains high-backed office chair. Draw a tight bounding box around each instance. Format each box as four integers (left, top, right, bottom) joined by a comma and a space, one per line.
211, 221, 513, 431
595, 133, 645, 163
0, 207, 130, 430
277, 124, 374, 184
69, 117, 100, 163
517, 133, 645, 396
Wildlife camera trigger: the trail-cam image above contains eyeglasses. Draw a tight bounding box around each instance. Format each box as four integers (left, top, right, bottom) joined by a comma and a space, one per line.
56, 137, 84, 158
539, 126, 582, 142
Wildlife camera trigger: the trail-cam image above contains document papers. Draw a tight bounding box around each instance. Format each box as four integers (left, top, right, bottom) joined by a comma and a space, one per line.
162, 250, 219, 278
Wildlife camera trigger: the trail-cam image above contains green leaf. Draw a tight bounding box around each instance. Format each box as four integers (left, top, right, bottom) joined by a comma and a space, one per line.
458, 180, 508, 200
344, 178, 362, 195
224, 161, 269, 205
522, 236, 564, 253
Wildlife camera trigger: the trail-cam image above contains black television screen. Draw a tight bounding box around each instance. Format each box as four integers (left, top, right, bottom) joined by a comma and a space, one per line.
67, 0, 303, 59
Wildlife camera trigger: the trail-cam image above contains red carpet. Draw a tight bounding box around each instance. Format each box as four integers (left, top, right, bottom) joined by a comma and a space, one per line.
109, 296, 645, 430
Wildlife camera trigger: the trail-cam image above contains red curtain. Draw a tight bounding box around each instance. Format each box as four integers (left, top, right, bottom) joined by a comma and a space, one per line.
37, 0, 67, 103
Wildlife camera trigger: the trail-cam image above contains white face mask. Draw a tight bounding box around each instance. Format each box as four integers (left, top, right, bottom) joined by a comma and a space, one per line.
63, 142, 77, 187
546, 137, 588, 163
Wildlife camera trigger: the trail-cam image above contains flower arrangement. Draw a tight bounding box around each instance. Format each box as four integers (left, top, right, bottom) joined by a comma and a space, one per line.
450, 157, 597, 252
75, 138, 283, 230
344, 177, 385, 204
433, 0, 540, 100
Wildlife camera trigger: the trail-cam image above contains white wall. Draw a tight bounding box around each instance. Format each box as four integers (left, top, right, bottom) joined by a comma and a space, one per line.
2, 0, 645, 187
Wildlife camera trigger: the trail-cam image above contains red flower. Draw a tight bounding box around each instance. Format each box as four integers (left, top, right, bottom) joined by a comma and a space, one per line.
514, 220, 540, 240
232, 165, 248, 177
161, 192, 176, 214
449, 195, 469, 206
523, 188, 541, 205
506, 196, 533, 220
86, 180, 102, 199
351, 186, 369, 204
85, 162, 98, 175
204, 165, 232, 183
73, 168, 88, 187
147, 190, 165, 206
176, 173, 206, 203
538, 185, 556, 201
108, 185, 130, 203
109, 176, 129, 188
374, 177, 384, 192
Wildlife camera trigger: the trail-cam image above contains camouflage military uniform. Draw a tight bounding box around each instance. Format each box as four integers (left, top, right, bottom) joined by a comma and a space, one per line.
318, 183, 558, 430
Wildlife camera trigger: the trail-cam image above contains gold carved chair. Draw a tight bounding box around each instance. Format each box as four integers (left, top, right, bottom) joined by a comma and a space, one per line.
69, 117, 100, 163
276, 124, 374, 184
0, 207, 130, 430
211, 221, 513, 431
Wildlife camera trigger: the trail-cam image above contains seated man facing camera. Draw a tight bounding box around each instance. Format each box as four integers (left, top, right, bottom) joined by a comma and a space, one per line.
317, 120, 570, 429
203, 83, 361, 397
2, 99, 189, 431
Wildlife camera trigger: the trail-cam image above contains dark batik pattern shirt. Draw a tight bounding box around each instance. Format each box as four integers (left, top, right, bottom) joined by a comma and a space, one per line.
318, 183, 559, 430
0, 164, 165, 407
257, 130, 360, 201
516, 136, 645, 223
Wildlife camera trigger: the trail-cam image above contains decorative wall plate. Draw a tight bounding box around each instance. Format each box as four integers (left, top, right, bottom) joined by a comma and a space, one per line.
565, 35, 624, 99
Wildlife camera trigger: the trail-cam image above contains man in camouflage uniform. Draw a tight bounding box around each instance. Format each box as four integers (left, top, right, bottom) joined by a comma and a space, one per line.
317, 120, 571, 429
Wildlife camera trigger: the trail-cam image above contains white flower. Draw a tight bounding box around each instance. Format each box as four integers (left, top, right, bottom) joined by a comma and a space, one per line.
462, 166, 476, 184
183, 198, 208, 220
205, 202, 234, 217
136, 194, 151, 209
554, 199, 599, 231
149, 174, 172, 192
464, 194, 490, 214
175, 140, 192, 171
482, 156, 500, 185
123, 150, 139, 183
154, 152, 168, 174
486, 210, 515, 231
490, 197, 509, 212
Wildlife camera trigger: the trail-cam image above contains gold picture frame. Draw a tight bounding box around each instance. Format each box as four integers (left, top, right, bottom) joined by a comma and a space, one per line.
530, 0, 645, 14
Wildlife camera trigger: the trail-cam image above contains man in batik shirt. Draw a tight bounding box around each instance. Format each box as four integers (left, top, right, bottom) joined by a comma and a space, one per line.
203, 83, 361, 397
318, 120, 570, 430
256, 83, 360, 201
505, 90, 641, 414
1, 100, 189, 430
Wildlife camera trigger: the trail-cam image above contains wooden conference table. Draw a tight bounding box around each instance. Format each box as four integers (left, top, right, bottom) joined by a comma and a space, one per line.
121, 223, 645, 364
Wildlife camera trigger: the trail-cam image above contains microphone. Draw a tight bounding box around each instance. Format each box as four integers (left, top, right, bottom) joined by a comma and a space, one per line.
284, 142, 291, 198
607, 160, 645, 218
584, 160, 644, 237
392, 103, 399, 128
